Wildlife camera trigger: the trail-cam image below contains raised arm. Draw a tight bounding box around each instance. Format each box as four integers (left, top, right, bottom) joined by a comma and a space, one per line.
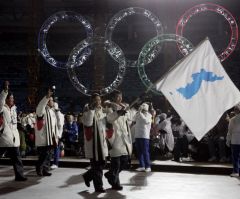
36, 89, 53, 117
0, 81, 9, 112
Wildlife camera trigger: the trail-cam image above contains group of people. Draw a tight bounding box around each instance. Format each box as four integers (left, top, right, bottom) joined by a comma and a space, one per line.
0, 81, 65, 180
0, 81, 240, 192
82, 91, 136, 192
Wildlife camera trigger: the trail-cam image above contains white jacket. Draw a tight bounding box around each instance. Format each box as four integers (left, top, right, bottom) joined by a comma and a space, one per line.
107, 104, 132, 157
134, 111, 152, 139
226, 114, 240, 146
35, 96, 63, 147
0, 91, 20, 147
157, 118, 174, 151
82, 107, 108, 160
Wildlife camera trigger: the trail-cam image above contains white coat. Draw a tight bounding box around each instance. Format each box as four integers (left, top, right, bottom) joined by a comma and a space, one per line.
0, 91, 19, 147
226, 114, 240, 146
134, 111, 152, 139
82, 107, 108, 161
157, 118, 174, 151
35, 96, 63, 147
106, 103, 132, 157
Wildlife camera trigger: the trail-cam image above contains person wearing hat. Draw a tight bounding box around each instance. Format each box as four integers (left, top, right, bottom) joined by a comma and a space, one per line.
0, 81, 27, 181
156, 113, 175, 157
133, 103, 152, 172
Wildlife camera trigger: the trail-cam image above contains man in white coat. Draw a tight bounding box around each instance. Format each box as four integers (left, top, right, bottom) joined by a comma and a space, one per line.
104, 90, 132, 191
35, 89, 63, 176
0, 81, 27, 181
82, 93, 108, 193
226, 107, 240, 177
156, 113, 174, 154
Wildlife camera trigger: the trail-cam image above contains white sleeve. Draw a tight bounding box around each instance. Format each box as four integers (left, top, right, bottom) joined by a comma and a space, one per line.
36, 96, 49, 117
106, 109, 119, 124
82, 110, 95, 126
226, 119, 233, 146
138, 112, 152, 124
0, 90, 7, 112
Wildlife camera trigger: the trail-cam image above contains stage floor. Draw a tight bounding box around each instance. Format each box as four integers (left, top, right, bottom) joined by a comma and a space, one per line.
0, 156, 233, 175
0, 166, 239, 199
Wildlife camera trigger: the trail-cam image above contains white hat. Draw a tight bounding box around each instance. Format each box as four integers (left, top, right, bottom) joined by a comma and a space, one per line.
141, 103, 149, 111
159, 113, 167, 119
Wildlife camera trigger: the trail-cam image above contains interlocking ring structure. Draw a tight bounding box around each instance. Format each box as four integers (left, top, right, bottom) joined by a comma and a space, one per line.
38, 11, 93, 69
138, 34, 194, 95
176, 3, 238, 62
105, 7, 164, 68
67, 37, 126, 96
38, 4, 239, 96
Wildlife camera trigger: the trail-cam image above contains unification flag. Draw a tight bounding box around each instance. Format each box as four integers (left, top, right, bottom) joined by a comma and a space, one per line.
155, 38, 240, 140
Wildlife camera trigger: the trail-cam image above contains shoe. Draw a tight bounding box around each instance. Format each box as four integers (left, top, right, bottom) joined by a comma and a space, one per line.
145, 168, 151, 172
219, 157, 227, 163
95, 188, 106, 193
174, 158, 182, 163
50, 164, 58, 169
104, 172, 113, 186
42, 171, 52, 176
230, 173, 239, 177
136, 167, 145, 172
208, 156, 217, 162
112, 185, 123, 190
15, 176, 27, 181
36, 167, 43, 176
83, 174, 90, 187
181, 157, 194, 162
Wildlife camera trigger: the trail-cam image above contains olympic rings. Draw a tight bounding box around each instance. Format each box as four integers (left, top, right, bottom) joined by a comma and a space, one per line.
105, 7, 164, 68
38, 11, 93, 69
67, 37, 126, 96
138, 34, 194, 95
38, 3, 239, 96
176, 3, 238, 62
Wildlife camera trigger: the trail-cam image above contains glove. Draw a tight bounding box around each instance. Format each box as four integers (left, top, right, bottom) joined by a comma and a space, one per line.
117, 110, 127, 116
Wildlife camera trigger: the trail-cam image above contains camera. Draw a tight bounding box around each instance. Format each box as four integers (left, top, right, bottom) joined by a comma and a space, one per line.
48, 85, 56, 99
48, 85, 56, 94
50, 85, 56, 93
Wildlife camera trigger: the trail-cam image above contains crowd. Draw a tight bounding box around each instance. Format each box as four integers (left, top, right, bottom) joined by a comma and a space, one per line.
0, 81, 240, 192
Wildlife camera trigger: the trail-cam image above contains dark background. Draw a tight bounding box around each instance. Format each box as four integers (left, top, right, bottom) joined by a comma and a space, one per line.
0, 0, 239, 113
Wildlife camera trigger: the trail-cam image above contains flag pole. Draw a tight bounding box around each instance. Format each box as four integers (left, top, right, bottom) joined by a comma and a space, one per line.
128, 37, 209, 109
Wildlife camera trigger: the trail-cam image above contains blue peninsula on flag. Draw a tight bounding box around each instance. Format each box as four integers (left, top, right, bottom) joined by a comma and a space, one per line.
177, 68, 224, 100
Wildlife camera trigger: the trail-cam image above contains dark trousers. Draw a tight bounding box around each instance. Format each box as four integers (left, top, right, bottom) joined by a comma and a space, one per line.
208, 137, 226, 159
105, 155, 129, 186
174, 136, 188, 161
36, 146, 52, 172
83, 159, 105, 190
0, 147, 25, 178
135, 138, 151, 168
231, 144, 240, 174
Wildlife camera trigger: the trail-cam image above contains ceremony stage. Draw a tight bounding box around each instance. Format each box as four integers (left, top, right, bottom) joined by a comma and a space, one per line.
0, 165, 239, 199
0, 156, 233, 175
